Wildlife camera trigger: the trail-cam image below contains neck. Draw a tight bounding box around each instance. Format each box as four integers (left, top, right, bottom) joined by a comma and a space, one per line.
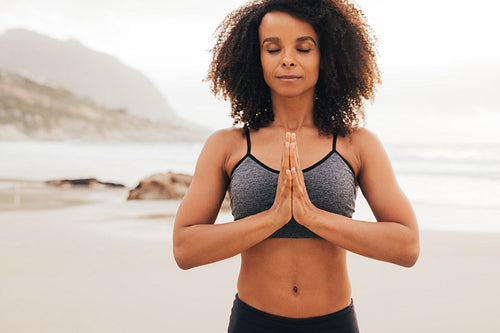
270, 91, 315, 131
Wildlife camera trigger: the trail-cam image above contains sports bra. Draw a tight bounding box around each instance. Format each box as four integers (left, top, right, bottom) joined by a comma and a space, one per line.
228, 127, 357, 238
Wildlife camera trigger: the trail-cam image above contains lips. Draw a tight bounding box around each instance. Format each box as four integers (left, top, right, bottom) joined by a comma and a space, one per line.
277, 75, 302, 81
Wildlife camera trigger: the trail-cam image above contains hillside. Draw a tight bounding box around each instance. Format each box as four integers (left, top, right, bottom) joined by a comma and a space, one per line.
0, 28, 178, 123
0, 71, 206, 141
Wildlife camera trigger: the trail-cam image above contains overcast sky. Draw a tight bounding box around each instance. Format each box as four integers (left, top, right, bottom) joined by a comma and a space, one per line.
1, 0, 499, 128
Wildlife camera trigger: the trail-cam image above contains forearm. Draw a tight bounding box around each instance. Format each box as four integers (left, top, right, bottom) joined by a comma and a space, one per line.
173, 210, 281, 270
304, 209, 420, 267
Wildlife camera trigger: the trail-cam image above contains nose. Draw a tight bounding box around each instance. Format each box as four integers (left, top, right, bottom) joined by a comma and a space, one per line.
281, 55, 295, 67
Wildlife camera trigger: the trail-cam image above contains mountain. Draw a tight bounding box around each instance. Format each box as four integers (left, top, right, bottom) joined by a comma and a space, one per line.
0, 71, 204, 141
0, 28, 178, 123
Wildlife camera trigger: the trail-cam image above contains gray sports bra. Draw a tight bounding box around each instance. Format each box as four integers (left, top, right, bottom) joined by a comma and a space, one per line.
228, 127, 357, 238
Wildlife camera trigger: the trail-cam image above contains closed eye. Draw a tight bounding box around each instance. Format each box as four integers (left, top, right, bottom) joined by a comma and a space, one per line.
267, 49, 280, 54
297, 49, 311, 53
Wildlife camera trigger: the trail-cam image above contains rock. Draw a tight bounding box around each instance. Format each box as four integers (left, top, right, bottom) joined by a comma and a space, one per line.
45, 178, 125, 188
128, 172, 231, 210
128, 172, 191, 200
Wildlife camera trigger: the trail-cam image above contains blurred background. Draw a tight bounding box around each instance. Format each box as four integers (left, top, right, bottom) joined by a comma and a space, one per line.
1, 0, 499, 230
1, 1, 499, 332
2, 0, 499, 133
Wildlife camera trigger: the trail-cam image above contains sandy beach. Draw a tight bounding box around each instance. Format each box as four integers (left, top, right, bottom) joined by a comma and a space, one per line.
1, 179, 499, 333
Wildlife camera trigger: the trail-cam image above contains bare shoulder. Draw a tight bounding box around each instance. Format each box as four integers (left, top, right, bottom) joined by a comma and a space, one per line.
349, 127, 388, 162
203, 127, 243, 155
205, 127, 241, 146
336, 127, 385, 177
200, 127, 247, 176
346, 127, 396, 188
349, 127, 383, 148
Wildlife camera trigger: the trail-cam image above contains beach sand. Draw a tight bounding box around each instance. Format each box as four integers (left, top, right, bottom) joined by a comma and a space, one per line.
0, 180, 499, 332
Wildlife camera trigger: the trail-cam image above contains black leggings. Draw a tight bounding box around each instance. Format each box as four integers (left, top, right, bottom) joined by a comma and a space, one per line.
227, 294, 360, 333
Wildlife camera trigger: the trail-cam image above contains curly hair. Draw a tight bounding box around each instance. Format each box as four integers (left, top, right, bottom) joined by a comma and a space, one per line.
206, 0, 381, 137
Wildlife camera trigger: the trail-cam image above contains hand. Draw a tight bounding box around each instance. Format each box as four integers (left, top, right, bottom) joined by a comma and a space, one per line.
289, 133, 317, 224
268, 132, 293, 227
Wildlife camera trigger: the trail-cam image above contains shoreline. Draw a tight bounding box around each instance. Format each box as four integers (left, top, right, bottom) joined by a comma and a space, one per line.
2, 178, 499, 234
0, 178, 130, 211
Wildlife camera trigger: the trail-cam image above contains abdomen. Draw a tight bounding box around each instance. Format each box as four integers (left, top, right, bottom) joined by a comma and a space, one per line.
237, 238, 352, 318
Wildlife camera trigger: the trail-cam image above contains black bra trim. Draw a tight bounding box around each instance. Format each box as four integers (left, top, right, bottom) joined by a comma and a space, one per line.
248, 150, 336, 174
230, 130, 355, 178
230, 151, 356, 179
244, 126, 251, 154
302, 150, 335, 172
249, 154, 280, 174
230, 154, 250, 178
335, 151, 356, 177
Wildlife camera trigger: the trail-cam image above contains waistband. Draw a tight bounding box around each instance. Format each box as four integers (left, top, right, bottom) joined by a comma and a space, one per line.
234, 294, 356, 326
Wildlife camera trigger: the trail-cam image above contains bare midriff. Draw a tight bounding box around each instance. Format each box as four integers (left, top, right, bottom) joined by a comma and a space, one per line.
237, 238, 352, 318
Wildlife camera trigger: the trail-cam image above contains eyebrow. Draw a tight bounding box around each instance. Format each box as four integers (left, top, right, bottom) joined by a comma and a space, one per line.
261, 36, 317, 47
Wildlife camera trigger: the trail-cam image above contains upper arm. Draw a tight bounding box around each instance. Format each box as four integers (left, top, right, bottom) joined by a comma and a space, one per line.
174, 130, 231, 232
355, 129, 418, 230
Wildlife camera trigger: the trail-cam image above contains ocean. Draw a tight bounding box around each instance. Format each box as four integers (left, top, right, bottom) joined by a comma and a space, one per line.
1, 132, 499, 233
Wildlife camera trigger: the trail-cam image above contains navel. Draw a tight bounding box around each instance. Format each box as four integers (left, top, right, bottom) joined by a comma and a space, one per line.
293, 285, 299, 294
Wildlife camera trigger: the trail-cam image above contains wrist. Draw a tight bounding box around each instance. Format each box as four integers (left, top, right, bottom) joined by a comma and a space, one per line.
297, 203, 320, 228
267, 204, 291, 228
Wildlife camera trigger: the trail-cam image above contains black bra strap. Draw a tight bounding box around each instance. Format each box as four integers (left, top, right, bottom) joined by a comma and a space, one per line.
244, 126, 251, 154
332, 134, 338, 151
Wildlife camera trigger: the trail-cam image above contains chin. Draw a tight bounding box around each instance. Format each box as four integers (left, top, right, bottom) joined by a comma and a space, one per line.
272, 88, 314, 99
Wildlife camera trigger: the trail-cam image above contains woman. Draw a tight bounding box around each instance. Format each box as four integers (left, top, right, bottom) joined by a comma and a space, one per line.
173, 0, 419, 331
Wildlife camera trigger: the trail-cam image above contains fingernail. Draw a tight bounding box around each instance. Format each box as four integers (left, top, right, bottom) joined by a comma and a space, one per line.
286, 169, 290, 175
290, 143, 295, 149
291, 167, 296, 173
286, 142, 290, 148
292, 133, 296, 140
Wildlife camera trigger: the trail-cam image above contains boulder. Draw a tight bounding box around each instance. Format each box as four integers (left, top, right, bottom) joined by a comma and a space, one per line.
127, 172, 191, 200
127, 172, 231, 210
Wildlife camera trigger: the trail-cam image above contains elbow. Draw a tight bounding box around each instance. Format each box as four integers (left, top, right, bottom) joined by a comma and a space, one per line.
176, 260, 194, 271
173, 249, 189, 270
395, 225, 420, 268
173, 245, 195, 270
399, 241, 420, 268
173, 234, 196, 270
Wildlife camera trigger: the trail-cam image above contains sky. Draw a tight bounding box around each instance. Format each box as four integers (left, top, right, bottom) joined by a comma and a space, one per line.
1, 0, 499, 129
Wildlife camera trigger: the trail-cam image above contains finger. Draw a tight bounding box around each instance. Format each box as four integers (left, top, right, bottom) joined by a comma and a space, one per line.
290, 167, 298, 196
291, 167, 304, 198
283, 139, 290, 171
280, 133, 286, 166
276, 167, 291, 201
292, 133, 300, 164
291, 142, 308, 186
288, 132, 294, 168
290, 142, 296, 167
290, 142, 301, 171
291, 159, 306, 192
277, 138, 291, 204
278, 168, 291, 197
